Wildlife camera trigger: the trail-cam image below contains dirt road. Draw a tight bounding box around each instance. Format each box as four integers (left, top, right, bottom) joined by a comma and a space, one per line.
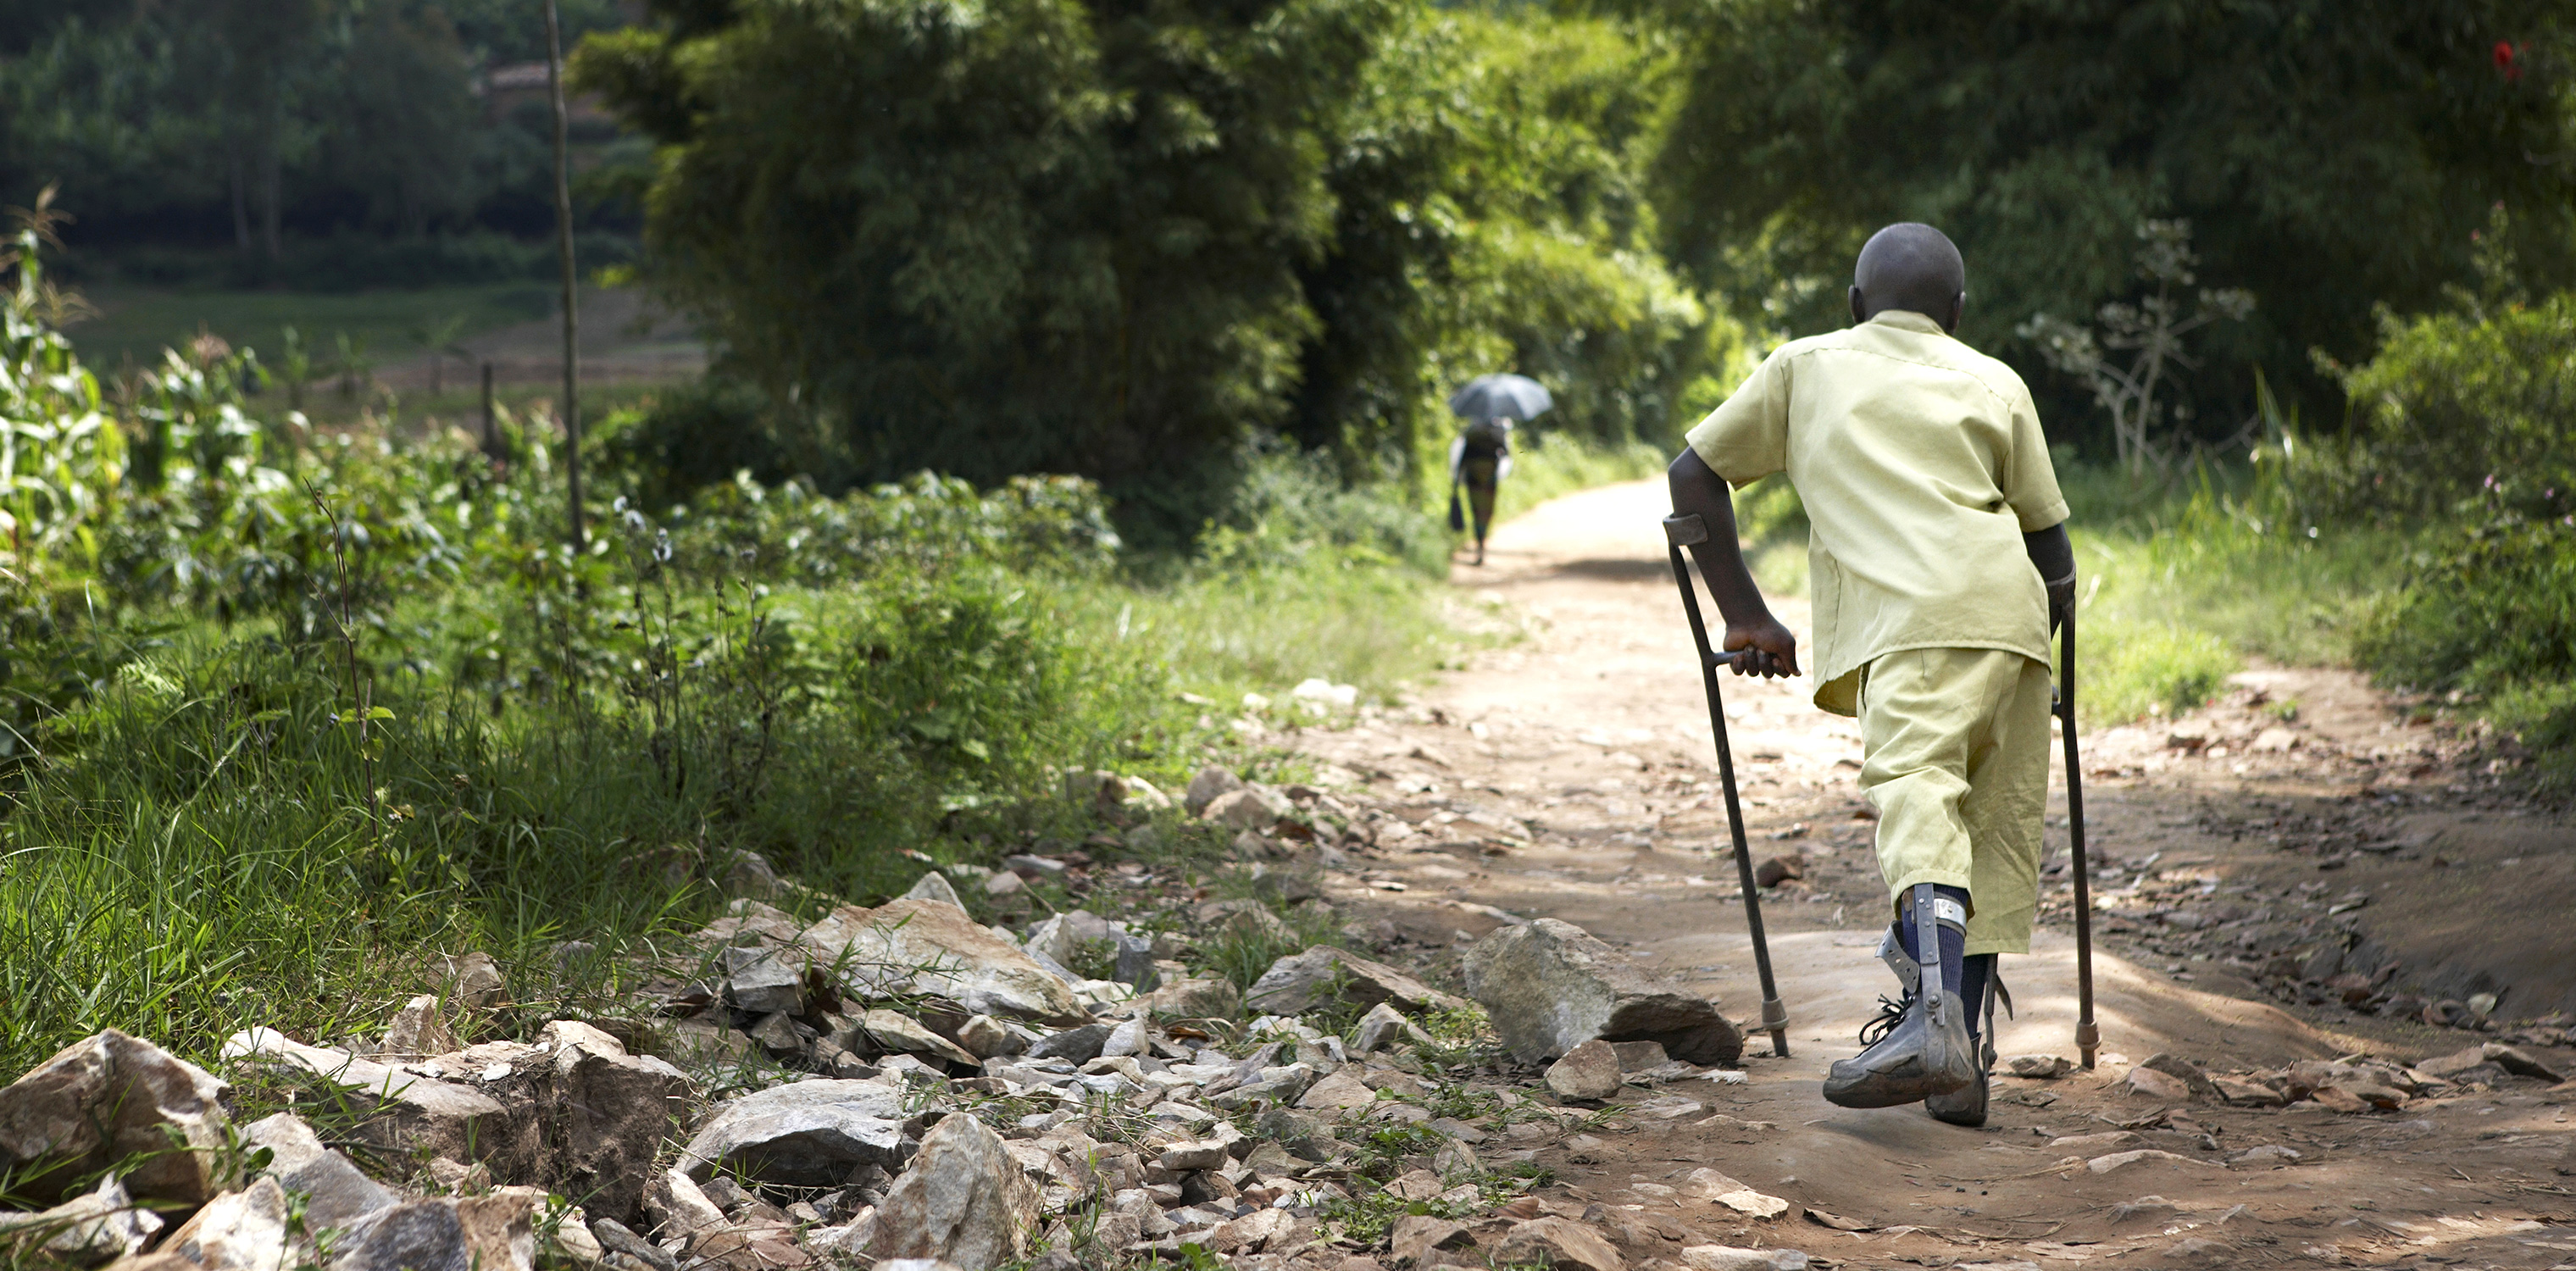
1287, 480, 2576, 1270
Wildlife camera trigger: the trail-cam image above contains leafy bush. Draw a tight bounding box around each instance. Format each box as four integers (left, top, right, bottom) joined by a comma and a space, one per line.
0, 222, 1468, 1075
598, 375, 832, 508
1201, 446, 1448, 577
2323, 295, 2576, 522
656, 471, 1123, 587
2355, 513, 2576, 780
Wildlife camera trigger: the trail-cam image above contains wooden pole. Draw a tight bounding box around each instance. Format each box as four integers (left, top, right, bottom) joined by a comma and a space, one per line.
544, 0, 584, 549
480, 360, 497, 458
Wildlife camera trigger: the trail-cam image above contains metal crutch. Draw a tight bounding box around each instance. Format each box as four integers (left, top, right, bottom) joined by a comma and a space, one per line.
1662, 514, 1791, 1058
2057, 604, 2100, 1070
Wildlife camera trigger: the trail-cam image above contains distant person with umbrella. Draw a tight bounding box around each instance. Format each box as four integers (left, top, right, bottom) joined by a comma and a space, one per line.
1447, 374, 1552, 565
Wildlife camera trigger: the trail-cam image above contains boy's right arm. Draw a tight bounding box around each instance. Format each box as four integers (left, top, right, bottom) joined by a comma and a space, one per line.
1668, 448, 1800, 678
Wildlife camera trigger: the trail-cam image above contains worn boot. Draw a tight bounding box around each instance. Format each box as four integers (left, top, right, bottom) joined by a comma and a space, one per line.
1823, 884, 1976, 1108
1925, 955, 2010, 1127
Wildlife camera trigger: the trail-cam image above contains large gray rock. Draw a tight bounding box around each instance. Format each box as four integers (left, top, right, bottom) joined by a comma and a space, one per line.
161, 1178, 295, 1271
1025, 1024, 1112, 1064
0, 1175, 162, 1267
679, 1079, 908, 1186
857, 1010, 980, 1068
720, 946, 804, 1016
1462, 919, 1743, 1065
380, 996, 458, 1059
1244, 946, 1463, 1018
869, 1113, 1038, 1271
1143, 977, 1241, 1021
903, 871, 969, 910
1184, 766, 1246, 815
0, 1029, 231, 1206
536, 1020, 691, 1225
324, 1192, 537, 1271
222, 1030, 514, 1175
241, 1113, 395, 1231
1497, 1217, 1624, 1271
1543, 1040, 1622, 1101
792, 900, 1092, 1025
642, 1168, 728, 1241
433, 952, 508, 1010
1201, 787, 1293, 831
1205, 1063, 1318, 1112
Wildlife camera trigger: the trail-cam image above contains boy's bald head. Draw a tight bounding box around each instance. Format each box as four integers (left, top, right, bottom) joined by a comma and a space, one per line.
1849, 223, 1967, 332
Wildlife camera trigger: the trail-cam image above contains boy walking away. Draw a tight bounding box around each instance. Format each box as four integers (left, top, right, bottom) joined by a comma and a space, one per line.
1664, 224, 2076, 1125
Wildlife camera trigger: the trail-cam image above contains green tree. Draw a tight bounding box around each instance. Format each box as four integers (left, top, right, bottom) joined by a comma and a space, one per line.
586, 0, 1734, 528
1289, 10, 1729, 470
210, 0, 327, 259
329, 1, 478, 236
581, 0, 1385, 536
1649, 0, 2576, 440
0, 16, 228, 226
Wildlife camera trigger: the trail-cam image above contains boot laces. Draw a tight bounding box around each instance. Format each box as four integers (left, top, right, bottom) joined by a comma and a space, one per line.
1858, 987, 1917, 1047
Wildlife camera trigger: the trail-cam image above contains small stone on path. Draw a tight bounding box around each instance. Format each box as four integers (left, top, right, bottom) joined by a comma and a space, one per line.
1544, 1040, 1623, 1101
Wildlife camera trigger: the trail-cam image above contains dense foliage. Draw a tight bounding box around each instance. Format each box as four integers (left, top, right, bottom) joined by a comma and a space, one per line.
2321, 297, 2576, 775
0, 0, 633, 269
0, 209, 1483, 1071
2326, 295, 2576, 522
1650, 0, 2576, 443
577, 1, 1735, 535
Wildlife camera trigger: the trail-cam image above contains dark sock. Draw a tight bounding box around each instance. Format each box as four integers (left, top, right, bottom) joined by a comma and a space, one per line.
1896, 883, 1971, 989
1957, 954, 1995, 1041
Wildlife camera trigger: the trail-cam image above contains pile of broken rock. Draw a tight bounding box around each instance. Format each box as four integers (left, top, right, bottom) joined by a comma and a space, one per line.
2088, 1046, 2572, 1114
0, 870, 1790, 1271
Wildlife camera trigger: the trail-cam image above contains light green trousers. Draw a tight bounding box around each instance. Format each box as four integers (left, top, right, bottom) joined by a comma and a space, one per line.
1857, 647, 2055, 955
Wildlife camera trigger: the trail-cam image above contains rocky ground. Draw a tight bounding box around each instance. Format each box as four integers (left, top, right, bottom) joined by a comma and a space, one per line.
0, 833, 1835, 1271
4, 480, 2573, 1271
1261, 480, 2576, 1271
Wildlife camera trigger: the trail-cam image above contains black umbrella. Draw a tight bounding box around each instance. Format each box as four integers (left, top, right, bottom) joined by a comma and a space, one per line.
1448, 373, 1553, 421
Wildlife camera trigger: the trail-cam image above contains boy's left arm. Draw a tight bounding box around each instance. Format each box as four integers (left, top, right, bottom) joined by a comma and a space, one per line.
2024, 524, 2074, 633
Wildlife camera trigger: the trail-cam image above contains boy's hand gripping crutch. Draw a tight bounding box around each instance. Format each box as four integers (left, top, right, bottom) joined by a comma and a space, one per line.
1662, 514, 1790, 1058
2057, 603, 2101, 1069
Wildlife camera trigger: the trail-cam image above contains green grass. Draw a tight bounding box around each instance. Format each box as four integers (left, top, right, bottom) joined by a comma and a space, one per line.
2061, 463, 2394, 724
1058, 558, 1459, 708
66, 282, 559, 377
0, 485, 1465, 1079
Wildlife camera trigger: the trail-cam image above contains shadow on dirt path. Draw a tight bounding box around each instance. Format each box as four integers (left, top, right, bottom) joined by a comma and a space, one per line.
1282, 480, 2576, 1270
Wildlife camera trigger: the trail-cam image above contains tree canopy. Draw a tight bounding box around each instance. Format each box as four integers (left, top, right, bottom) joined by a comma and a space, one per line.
580, 0, 1733, 536
1651, 0, 2576, 437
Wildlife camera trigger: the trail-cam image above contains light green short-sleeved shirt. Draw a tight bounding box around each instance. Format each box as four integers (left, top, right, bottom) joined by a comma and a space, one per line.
1685, 310, 2069, 717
